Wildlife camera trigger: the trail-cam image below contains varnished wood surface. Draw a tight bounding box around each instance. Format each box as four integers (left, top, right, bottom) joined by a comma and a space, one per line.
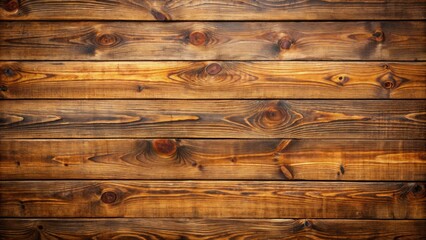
0, 181, 424, 218
1, 21, 425, 60
1, 0, 425, 21
1, 61, 425, 99
0, 219, 425, 240
1, 139, 424, 181
1, 100, 425, 139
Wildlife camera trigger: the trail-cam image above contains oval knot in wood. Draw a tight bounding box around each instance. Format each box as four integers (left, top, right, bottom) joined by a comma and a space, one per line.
4, 0, 19, 12
96, 34, 118, 46
259, 105, 290, 128
205, 63, 222, 75
189, 32, 207, 46
152, 139, 177, 156
279, 37, 293, 50
101, 191, 117, 204
372, 30, 385, 42
151, 9, 168, 21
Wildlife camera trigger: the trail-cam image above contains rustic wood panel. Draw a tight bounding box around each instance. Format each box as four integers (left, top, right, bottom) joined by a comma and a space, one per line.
1, 21, 425, 61
1, 0, 425, 21
0, 181, 424, 218
1, 61, 425, 99
1, 100, 425, 139
0, 219, 425, 240
1, 139, 425, 181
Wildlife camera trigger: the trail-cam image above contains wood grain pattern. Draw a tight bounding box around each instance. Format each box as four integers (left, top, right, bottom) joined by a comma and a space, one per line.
0, 219, 425, 240
0, 181, 424, 218
1, 21, 425, 60
1, 139, 424, 181
1, 61, 425, 99
1, 100, 425, 139
1, 0, 425, 20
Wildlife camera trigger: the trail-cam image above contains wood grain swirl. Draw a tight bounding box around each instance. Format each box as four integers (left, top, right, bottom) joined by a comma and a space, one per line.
0, 181, 424, 218
1, 61, 425, 99
1, 139, 424, 180
0, 219, 425, 240
0, 100, 425, 139
1, 21, 425, 60
1, 0, 425, 20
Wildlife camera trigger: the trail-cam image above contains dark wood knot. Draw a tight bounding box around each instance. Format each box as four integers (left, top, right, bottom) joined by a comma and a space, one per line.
264, 107, 286, 122
101, 191, 117, 204
205, 63, 222, 75
382, 80, 395, 89
151, 9, 167, 21
279, 37, 293, 50
96, 34, 118, 46
372, 30, 385, 42
412, 184, 424, 194
152, 139, 177, 156
337, 75, 349, 85
4, 0, 19, 12
189, 31, 207, 46
0, 85, 8, 91
3, 67, 15, 77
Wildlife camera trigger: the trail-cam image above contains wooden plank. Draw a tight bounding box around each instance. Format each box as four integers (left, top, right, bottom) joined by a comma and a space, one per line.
1, 139, 425, 181
1, 0, 425, 20
1, 61, 425, 99
0, 100, 425, 139
0, 219, 425, 240
0, 181, 424, 218
1, 21, 425, 61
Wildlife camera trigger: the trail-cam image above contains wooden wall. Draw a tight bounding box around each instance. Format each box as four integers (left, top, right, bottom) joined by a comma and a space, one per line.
0, 0, 425, 239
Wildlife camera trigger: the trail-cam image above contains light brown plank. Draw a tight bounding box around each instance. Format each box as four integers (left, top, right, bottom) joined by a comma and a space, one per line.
1, 61, 425, 99
1, 0, 425, 20
0, 181, 424, 218
1, 21, 425, 60
1, 139, 424, 181
0, 100, 425, 139
0, 219, 425, 240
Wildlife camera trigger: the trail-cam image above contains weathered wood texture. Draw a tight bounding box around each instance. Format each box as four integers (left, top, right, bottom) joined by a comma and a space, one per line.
1, 100, 425, 139
1, 21, 425, 60
1, 0, 425, 20
0, 181, 424, 218
1, 61, 425, 99
0, 219, 425, 240
1, 139, 424, 181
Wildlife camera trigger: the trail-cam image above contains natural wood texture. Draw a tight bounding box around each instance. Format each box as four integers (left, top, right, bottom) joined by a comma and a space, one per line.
1, 139, 425, 181
1, 61, 425, 99
0, 219, 425, 240
0, 181, 424, 218
1, 0, 425, 21
1, 21, 425, 61
1, 100, 425, 139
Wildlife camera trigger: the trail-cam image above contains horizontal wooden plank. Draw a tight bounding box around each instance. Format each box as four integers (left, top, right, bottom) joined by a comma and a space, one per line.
1, 139, 424, 181
1, 0, 425, 20
1, 100, 425, 139
1, 21, 425, 60
0, 181, 424, 218
1, 61, 425, 99
0, 219, 425, 240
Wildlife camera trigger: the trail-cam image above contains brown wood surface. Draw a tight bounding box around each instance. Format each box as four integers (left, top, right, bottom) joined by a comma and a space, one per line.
1, 139, 424, 181
1, 0, 425, 21
1, 61, 425, 99
0, 219, 425, 240
1, 100, 425, 139
0, 181, 424, 218
1, 21, 425, 61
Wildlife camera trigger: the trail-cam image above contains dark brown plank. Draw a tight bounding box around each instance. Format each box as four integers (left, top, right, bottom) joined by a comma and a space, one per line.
1, 100, 425, 139
0, 181, 424, 218
1, 61, 425, 99
1, 21, 424, 60
1, 139, 425, 181
0, 219, 425, 240
1, 0, 425, 20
